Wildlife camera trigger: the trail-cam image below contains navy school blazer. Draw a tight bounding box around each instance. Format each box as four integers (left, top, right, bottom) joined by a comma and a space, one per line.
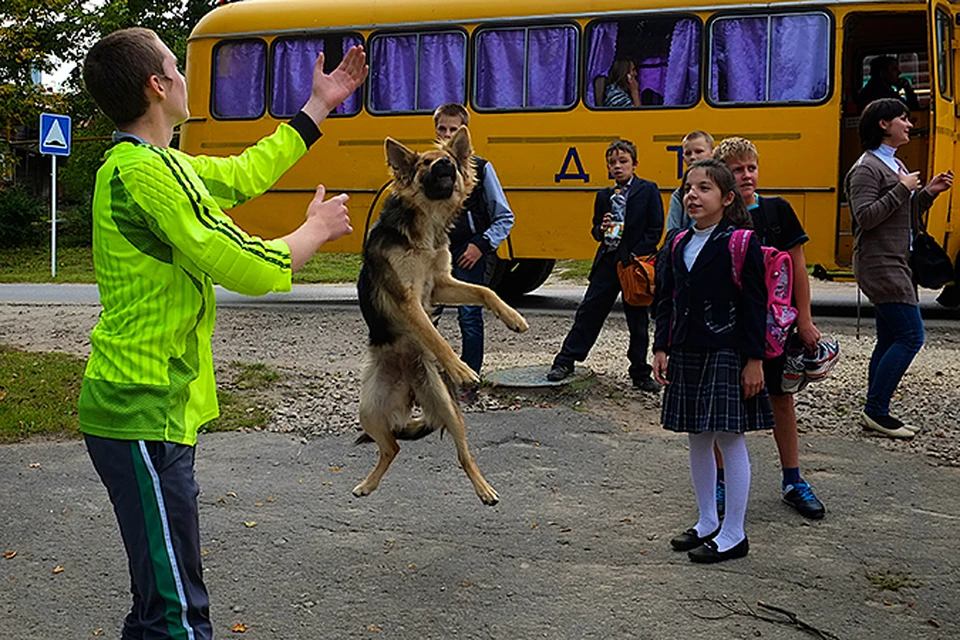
590, 177, 664, 278
652, 221, 767, 360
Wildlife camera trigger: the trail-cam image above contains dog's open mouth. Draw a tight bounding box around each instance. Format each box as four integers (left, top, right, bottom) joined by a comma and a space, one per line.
423, 159, 457, 200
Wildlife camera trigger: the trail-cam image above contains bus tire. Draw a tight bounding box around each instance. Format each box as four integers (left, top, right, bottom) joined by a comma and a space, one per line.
493, 259, 556, 298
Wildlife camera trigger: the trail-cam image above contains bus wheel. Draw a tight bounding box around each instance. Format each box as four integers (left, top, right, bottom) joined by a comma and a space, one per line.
493, 259, 556, 298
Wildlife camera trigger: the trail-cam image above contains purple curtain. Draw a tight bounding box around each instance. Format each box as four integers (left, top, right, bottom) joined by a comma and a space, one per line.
370, 35, 417, 111
663, 20, 700, 105
585, 23, 617, 107
476, 30, 525, 108
769, 15, 829, 101
213, 40, 266, 118
271, 36, 362, 117
528, 27, 577, 107
710, 17, 767, 102
417, 33, 466, 111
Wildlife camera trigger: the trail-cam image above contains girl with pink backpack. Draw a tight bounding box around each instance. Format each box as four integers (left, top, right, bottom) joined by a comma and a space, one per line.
652, 159, 774, 563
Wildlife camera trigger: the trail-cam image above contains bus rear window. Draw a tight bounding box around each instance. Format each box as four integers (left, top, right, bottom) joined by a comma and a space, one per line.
212, 39, 266, 119
369, 31, 466, 113
474, 25, 578, 111
709, 12, 830, 105
271, 34, 363, 118
586, 17, 700, 109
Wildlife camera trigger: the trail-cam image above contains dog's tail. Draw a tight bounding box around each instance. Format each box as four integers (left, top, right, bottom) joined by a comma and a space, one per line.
353, 418, 443, 445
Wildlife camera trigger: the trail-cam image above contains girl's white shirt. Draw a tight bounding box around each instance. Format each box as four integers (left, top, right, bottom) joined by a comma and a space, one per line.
683, 223, 717, 271
871, 144, 902, 175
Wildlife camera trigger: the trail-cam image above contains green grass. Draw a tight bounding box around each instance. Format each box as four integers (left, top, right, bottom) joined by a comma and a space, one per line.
0, 246, 96, 283
0, 345, 281, 442
0, 345, 85, 442
552, 259, 593, 281
0, 246, 361, 285
865, 570, 918, 591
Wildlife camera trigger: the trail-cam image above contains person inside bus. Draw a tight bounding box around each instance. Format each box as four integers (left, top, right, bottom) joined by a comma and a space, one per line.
712, 137, 826, 521
855, 56, 920, 113
546, 139, 663, 391
666, 130, 715, 232
845, 98, 952, 437
80, 28, 365, 640
602, 59, 642, 107
432, 103, 515, 401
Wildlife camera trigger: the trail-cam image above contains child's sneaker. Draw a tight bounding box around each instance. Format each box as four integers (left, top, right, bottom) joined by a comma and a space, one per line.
781, 480, 825, 520
781, 344, 807, 394
803, 337, 840, 381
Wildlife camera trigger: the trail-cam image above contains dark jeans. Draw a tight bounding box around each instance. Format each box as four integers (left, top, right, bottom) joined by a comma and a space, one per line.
553, 251, 652, 381
435, 242, 486, 374
865, 302, 925, 416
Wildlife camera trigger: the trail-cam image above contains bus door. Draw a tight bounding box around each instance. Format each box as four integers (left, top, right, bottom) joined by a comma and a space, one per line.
929, 2, 958, 255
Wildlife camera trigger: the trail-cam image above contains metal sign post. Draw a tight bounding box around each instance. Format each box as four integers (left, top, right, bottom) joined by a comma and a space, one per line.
39, 113, 72, 278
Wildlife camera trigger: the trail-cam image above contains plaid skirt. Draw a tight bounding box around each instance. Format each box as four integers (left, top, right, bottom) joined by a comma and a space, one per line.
661, 347, 775, 434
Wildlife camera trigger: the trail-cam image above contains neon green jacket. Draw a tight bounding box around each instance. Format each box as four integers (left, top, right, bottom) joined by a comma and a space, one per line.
79, 116, 318, 445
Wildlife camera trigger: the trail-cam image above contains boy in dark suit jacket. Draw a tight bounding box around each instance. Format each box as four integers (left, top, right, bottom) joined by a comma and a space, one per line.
547, 139, 664, 390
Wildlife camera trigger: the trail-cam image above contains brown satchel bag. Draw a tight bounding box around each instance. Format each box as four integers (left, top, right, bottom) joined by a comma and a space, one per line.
616, 254, 656, 306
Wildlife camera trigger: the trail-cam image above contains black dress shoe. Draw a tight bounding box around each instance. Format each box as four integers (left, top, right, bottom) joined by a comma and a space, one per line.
688, 537, 749, 563
633, 377, 660, 392
669, 525, 720, 551
546, 363, 574, 382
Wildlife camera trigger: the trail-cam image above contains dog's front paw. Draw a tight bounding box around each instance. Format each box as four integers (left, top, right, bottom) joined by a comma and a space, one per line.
447, 359, 480, 386
498, 307, 529, 333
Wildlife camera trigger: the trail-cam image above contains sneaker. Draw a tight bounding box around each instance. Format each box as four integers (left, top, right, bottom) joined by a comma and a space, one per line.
716, 482, 725, 519
633, 377, 660, 392
781, 480, 825, 520
803, 337, 840, 381
459, 385, 479, 404
781, 346, 807, 394
860, 411, 915, 439
546, 363, 574, 382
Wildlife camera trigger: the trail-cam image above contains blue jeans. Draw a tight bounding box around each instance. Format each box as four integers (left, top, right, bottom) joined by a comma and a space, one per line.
865, 303, 924, 416
435, 243, 486, 374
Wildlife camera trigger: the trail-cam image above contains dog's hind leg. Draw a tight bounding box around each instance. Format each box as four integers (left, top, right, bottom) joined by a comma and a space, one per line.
353, 361, 412, 498
415, 363, 500, 506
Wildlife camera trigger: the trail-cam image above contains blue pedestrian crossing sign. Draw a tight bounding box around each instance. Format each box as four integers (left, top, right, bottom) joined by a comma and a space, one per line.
39, 113, 71, 156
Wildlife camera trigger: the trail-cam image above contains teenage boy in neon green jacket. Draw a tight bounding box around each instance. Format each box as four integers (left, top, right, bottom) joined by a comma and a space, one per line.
79, 27, 367, 639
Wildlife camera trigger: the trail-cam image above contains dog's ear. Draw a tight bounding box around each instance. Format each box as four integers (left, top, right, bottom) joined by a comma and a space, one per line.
385, 138, 417, 182
446, 126, 473, 167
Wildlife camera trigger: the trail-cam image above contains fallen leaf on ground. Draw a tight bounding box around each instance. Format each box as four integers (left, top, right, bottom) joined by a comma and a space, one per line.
52, 565, 64, 574
243, 521, 258, 528
29, 463, 40, 468
530, 523, 538, 529
200, 549, 210, 556
231, 622, 248, 632
329, 466, 342, 472
226, 491, 238, 498
883, 600, 894, 606
366, 625, 382, 632
4, 551, 16, 559
93, 628, 103, 636
253, 502, 264, 507
407, 563, 417, 569
559, 528, 572, 533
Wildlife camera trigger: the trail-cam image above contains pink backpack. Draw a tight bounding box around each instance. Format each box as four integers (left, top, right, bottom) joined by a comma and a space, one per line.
672, 229, 798, 358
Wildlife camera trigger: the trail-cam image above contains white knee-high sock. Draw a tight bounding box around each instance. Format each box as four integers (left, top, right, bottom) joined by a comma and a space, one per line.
688, 432, 719, 537
713, 432, 751, 551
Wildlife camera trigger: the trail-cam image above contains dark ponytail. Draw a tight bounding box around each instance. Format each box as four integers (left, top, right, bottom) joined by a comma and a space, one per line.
682, 159, 753, 229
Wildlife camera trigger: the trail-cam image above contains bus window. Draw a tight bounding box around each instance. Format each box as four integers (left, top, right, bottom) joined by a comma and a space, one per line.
212, 39, 267, 119
709, 12, 830, 104
369, 31, 466, 113
859, 53, 929, 109
585, 17, 700, 109
271, 34, 363, 118
474, 25, 578, 110
935, 9, 953, 100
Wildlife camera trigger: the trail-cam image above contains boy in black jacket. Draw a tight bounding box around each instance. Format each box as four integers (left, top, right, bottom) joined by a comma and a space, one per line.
547, 139, 664, 391
714, 137, 826, 520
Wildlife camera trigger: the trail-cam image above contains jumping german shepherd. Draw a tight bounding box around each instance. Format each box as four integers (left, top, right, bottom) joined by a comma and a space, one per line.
354, 126, 528, 506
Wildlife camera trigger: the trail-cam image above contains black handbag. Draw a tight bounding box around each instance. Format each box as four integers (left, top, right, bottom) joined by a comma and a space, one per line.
911, 210, 955, 289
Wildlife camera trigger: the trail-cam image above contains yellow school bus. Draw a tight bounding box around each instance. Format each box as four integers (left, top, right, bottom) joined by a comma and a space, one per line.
182, 0, 960, 294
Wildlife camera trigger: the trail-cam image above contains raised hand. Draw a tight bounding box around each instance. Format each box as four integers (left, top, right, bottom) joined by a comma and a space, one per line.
303, 46, 369, 125
925, 170, 954, 196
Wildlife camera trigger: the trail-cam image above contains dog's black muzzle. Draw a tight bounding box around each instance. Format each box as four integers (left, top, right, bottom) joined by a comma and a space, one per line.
423, 158, 458, 200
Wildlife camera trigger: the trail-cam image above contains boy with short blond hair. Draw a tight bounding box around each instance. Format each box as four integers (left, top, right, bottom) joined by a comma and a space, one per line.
431, 103, 514, 387
713, 136, 826, 520
547, 139, 663, 390
80, 27, 366, 638
666, 130, 715, 231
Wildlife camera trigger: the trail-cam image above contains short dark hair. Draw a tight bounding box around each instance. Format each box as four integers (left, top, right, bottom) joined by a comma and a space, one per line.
83, 28, 166, 127
606, 139, 637, 163
858, 98, 910, 150
682, 159, 753, 229
433, 103, 470, 128
869, 55, 897, 77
